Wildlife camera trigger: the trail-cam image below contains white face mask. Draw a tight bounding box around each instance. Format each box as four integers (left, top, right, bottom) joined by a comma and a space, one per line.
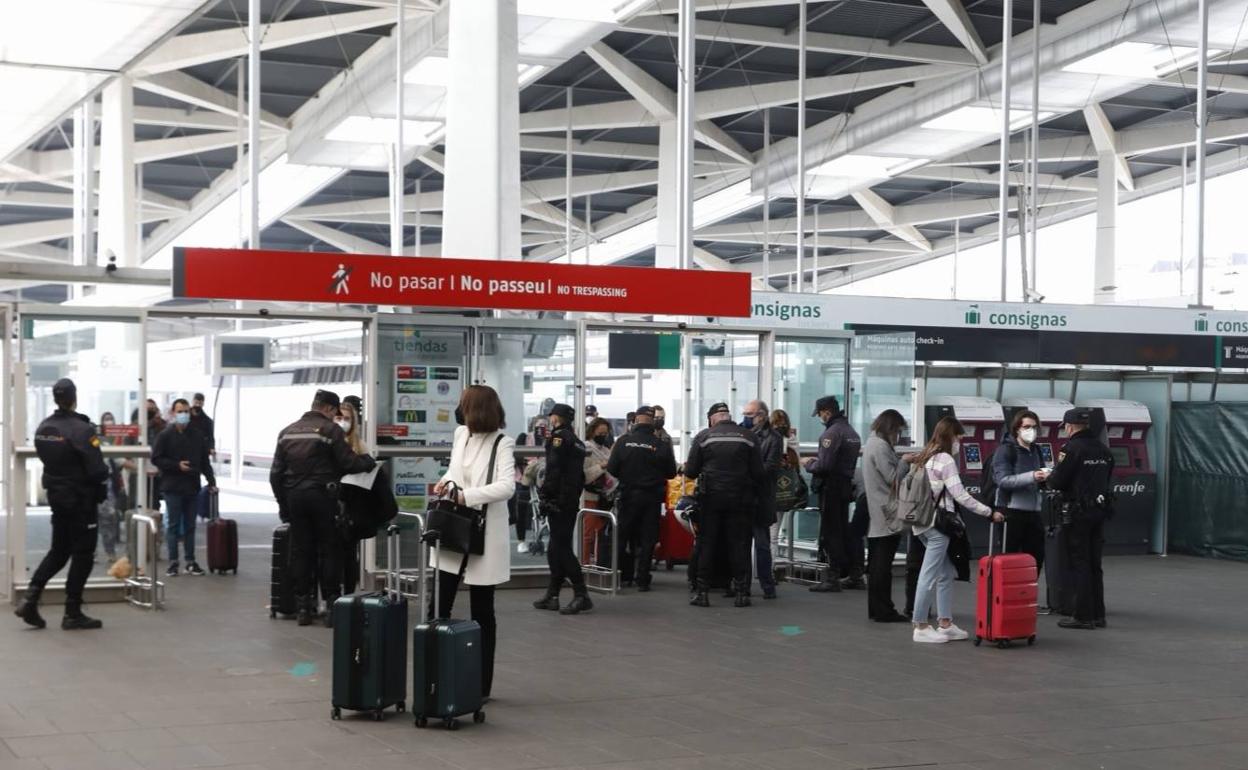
335, 419, 351, 432
951, 440, 961, 456
1019, 427, 1037, 444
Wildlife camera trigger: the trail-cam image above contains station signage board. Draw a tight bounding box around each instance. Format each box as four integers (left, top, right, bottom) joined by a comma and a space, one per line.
173, 247, 751, 318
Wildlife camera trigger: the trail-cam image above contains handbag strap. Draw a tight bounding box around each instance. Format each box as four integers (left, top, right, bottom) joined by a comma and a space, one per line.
451, 433, 503, 581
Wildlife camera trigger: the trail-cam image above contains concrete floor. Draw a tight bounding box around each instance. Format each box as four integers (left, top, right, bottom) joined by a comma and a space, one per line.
2, 540, 1246, 770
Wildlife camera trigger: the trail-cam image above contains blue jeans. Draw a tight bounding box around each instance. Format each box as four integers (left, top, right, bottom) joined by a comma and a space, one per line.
754, 524, 775, 591
164, 493, 198, 562
911, 528, 956, 625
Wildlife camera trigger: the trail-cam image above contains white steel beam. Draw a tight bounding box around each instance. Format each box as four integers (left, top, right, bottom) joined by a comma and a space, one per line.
132, 9, 419, 76
281, 219, 389, 253
920, 0, 991, 65
98, 77, 137, 267
5, 132, 276, 182
519, 135, 735, 165
0, 210, 172, 250
1082, 103, 1135, 191
902, 165, 1098, 192
133, 107, 244, 131
134, 72, 287, 130
851, 189, 933, 251
618, 16, 976, 66
585, 43, 676, 119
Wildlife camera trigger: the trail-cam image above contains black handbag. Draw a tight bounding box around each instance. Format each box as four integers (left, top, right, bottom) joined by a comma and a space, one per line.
425, 434, 504, 557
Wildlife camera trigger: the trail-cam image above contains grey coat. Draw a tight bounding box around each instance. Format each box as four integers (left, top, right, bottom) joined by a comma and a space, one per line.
862, 433, 908, 538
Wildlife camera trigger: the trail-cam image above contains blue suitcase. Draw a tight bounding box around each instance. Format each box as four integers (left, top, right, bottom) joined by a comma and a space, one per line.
331, 527, 407, 721
412, 542, 485, 730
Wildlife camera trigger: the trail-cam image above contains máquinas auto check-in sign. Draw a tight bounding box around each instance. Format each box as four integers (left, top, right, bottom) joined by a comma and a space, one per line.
173, 247, 752, 318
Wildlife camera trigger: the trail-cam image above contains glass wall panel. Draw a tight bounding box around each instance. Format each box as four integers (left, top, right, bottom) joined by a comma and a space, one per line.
689, 333, 762, 433
584, 329, 682, 445
849, 332, 917, 442
774, 337, 849, 448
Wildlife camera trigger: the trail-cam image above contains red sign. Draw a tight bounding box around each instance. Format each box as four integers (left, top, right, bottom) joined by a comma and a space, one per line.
173, 247, 751, 317
377, 424, 410, 438
102, 424, 140, 440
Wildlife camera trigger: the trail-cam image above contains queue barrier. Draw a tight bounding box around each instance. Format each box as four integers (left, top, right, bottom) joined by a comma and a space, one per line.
574, 507, 619, 595
124, 512, 164, 610
776, 506, 828, 586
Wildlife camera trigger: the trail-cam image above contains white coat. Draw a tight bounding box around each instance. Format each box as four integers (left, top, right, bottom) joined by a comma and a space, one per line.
431, 426, 516, 586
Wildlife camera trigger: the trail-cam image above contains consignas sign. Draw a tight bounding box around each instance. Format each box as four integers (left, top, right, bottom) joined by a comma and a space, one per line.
173, 248, 751, 317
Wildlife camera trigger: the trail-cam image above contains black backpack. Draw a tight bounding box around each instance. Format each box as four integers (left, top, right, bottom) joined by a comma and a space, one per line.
977, 443, 1016, 509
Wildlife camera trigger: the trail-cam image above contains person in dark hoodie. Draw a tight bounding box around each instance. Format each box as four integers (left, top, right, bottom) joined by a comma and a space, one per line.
990, 409, 1050, 574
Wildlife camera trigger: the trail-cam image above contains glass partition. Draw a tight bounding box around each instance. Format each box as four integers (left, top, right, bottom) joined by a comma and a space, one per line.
584, 328, 683, 444
689, 333, 763, 431
774, 336, 850, 448
849, 332, 917, 443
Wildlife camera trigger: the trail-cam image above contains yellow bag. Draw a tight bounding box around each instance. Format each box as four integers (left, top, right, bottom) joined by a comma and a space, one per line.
107, 556, 132, 580
666, 475, 696, 509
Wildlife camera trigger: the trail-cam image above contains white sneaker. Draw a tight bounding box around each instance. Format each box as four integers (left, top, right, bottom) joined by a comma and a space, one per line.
913, 626, 949, 644
516, 542, 529, 554
938, 623, 969, 641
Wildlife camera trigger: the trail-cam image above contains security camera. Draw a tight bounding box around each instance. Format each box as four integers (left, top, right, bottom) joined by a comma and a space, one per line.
105, 251, 118, 274
258, 308, 270, 316
1024, 288, 1045, 303
705, 316, 715, 324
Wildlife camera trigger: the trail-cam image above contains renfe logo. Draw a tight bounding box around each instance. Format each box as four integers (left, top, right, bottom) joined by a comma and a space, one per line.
1113, 481, 1146, 496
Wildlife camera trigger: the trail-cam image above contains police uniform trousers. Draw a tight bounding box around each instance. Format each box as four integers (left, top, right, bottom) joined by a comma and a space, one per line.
287, 488, 342, 605
617, 487, 662, 587
695, 495, 752, 592
1064, 509, 1107, 623
546, 498, 586, 592
817, 481, 851, 575
30, 486, 98, 606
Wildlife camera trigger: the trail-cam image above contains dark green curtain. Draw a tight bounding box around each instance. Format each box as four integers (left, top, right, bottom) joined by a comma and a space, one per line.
1168, 402, 1248, 561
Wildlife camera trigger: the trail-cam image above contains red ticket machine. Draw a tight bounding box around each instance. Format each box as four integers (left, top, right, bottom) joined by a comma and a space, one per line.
924, 396, 1006, 479
1002, 398, 1074, 468
1076, 399, 1155, 554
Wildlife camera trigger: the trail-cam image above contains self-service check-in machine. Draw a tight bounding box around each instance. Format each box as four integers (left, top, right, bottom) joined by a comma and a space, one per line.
924, 397, 1006, 481
1003, 398, 1074, 468
1072, 399, 1155, 554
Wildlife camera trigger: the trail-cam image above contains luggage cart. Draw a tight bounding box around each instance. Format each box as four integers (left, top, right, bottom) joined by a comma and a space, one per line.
124, 512, 165, 610
776, 506, 829, 586
574, 507, 619, 595
527, 500, 549, 556
392, 511, 428, 617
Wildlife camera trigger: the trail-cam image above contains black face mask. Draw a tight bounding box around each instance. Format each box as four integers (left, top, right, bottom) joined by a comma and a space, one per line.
592, 434, 609, 447
147, 408, 158, 419
653, 417, 665, 430
454, 406, 465, 426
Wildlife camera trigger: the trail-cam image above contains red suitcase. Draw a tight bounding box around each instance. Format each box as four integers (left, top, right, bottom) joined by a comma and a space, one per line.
653, 505, 695, 569
974, 522, 1037, 648
205, 489, 238, 575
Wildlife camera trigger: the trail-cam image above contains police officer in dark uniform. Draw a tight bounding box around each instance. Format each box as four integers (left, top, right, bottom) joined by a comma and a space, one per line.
684, 402, 765, 608
270, 390, 375, 627
532, 403, 594, 615
804, 395, 862, 593
1046, 407, 1114, 630
17, 378, 110, 630
607, 406, 678, 592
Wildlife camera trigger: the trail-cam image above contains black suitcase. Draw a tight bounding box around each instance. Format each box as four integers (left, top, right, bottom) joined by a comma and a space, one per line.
412, 535, 485, 730
331, 526, 408, 721
1044, 524, 1075, 616
270, 524, 297, 618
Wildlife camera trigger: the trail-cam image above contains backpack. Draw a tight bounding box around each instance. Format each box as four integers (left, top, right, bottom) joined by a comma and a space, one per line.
774, 467, 809, 512
895, 462, 946, 529
977, 443, 1017, 509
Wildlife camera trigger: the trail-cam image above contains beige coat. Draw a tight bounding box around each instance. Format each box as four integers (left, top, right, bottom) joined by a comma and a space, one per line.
432, 426, 516, 586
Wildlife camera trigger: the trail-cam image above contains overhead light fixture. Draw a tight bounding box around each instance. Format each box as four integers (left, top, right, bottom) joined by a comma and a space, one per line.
922, 106, 1057, 133
405, 56, 548, 88
326, 115, 441, 145
1063, 41, 1222, 80
811, 154, 928, 179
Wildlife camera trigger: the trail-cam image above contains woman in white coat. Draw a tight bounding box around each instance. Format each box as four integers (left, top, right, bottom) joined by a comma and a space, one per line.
431, 385, 515, 699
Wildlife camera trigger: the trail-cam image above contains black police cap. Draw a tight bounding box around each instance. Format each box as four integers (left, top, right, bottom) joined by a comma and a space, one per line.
549, 403, 575, 421
52, 378, 77, 403
812, 395, 840, 416
634, 405, 655, 418
1063, 407, 1093, 425
707, 402, 730, 418
315, 389, 341, 409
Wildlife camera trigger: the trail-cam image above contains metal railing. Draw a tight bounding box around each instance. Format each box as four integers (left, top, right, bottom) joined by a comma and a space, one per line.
776, 506, 827, 586
124, 512, 164, 610
574, 507, 619, 595
391, 511, 427, 614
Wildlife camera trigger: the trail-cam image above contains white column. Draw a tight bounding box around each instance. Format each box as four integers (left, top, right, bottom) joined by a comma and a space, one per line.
1094, 150, 1117, 304
675, 0, 695, 271
389, 0, 405, 256
655, 120, 678, 268
248, 0, 261, 248
98, 77, 137, 267
998, 0, 1013, 301
72, 100, 95, 279
442, 0, 520, 260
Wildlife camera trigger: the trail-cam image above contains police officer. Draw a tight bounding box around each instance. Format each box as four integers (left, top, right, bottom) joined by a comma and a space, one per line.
607, 406, 678, 592
684, 403, 765, 608
1047, 407, 1114, 630
270, 390, 375, 627
17, 378, 109, 630
804, 395, 862, 593
532, 403, 594, 615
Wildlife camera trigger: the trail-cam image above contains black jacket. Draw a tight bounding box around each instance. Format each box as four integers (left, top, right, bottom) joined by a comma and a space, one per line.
540, 424, 586, 509
684, 420, 765, 502
34, 409, 109, 497
753, 422, 784, 524
269, 411, 375, 505
339, 465, 399, 541
189, 408, 215, 450
1047, 429, 1115, 507
606, 424, 677, 496
805, 414, 861, 500
152, 424, 216, 496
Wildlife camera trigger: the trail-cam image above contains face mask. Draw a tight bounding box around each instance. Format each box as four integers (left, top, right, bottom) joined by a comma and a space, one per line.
951, 440, 961, 456
741, 415, 754, 429
147, 408, 158, 418
1019, 427, 1037, 444
174, 412, 190, 426
454, 406, 464, 426
653, 417, 665, 430
335, 419, 352, 432
593, 434, 609, 447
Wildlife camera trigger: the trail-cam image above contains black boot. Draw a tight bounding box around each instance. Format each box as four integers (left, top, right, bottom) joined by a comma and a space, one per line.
14, 587, 45, 629
61, 602, 102, 631
810, 578, 842, 593
840, 576, 867, 590
533, 580, 561, 611
560, 592, 593, 615
733, 581, 752, 608
296, 597, 315, 626
690, 591, 710, 607
322, 596, 339, 628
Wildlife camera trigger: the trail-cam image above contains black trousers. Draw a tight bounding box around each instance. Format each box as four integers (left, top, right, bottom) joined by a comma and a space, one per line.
514, 492, 532, 541
1065, 512, 1106, 623
340, 537, 360, 596
429, 571, 497, 698
903, 533, 925, 616
696, 498, 751, 592
287, 489, 341, 605
1004, 508, 1046, 574
841, 498, 869, 580
867, 534, 902, 619
817, 489, 850, 575
617, 490, 662, 587
30, 487, 98, 606
545, 502, 585, 592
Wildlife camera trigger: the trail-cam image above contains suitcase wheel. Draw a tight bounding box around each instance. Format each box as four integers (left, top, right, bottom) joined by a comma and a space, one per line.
444, 718, 459, 731
666, 560, 675, 571
1027, 635, 1037, 646
233, 569, 237, 575
331, 708, 341, 721
473, 710, 485, 724
996, 639, 1010, 650
270, 609, 276, 619
397, 701, 406, 713
973, 637, 982, 647
371, 710, 385, 722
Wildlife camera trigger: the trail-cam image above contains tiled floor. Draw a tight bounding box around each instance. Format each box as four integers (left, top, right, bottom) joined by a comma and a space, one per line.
3, 534, 1246, 770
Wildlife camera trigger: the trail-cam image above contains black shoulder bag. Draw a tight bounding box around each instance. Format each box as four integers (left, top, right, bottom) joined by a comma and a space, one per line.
425, 434, 504, 559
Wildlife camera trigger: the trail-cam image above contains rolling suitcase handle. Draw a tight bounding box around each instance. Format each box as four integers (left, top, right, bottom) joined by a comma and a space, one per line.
385, 523, 402, 601
421, 529, 442, 621
987, 519, 1009, 557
